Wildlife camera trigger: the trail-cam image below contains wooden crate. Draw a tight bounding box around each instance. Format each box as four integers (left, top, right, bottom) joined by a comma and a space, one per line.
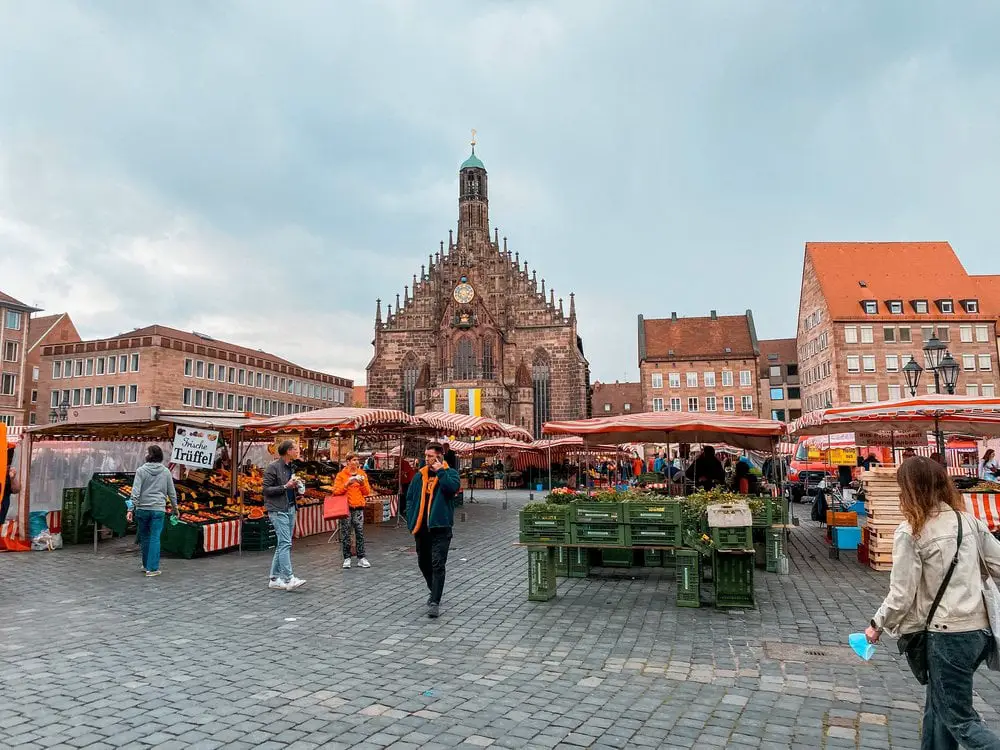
862, 468, 903, 570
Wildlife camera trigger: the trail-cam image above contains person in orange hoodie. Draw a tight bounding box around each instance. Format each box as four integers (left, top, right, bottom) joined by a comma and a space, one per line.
334, 453, 373, 569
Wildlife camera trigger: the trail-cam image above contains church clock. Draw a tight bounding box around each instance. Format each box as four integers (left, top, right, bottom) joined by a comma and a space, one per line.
453, 281, 475, 304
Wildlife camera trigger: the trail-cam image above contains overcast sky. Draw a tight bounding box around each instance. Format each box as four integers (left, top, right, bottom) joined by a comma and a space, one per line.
2, 1, 999, 385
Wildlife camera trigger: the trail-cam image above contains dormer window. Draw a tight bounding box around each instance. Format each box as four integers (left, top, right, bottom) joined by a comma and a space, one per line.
887, 300, 903, 315
961, 299, 979, 314
862, 300, 878, 314
937, 299, 954, 314
913, 300, 929, 314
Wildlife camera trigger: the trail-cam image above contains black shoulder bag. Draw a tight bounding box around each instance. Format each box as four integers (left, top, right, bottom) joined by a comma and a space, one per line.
897, 509, 963, 685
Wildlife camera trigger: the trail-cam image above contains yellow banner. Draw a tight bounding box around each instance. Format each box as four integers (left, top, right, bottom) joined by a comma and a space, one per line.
468, 388, 481, 416
443, 388, 457, 413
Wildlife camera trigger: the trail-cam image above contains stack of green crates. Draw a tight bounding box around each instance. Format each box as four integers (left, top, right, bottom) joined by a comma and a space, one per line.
242, 517, 277, 551
765, 528, 785, 573
675, 549, 701, 607
710, 525, 753, 550
768, 494, 789, 525
751, 502, 772, 528
519, 504, 570, 545
61, 487, 93, 545
713, 552, 754, 608
624, 498, 682, 548
553, 546, 571, 577
528, 546, 557, 601
571, 502, 626, 545
567, 547, 591, 577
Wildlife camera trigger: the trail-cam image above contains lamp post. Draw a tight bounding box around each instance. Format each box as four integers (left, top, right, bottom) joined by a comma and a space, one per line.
905, 337, 961, 457
49, 397, 69, 424
902, 357, 923, 397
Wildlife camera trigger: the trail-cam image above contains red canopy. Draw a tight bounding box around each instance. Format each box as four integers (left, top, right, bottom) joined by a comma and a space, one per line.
543, 412, 786, 451
789, 395, 1000, 437
415, 412, 533, 441
243, 407, 417, 435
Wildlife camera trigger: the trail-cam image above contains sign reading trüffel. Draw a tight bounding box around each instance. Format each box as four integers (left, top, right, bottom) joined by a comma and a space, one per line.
171, 425, 220, 469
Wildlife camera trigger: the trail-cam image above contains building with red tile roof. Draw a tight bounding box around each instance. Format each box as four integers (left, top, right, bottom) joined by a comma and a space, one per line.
0, 290, 41, 428
591, 380, 642, 417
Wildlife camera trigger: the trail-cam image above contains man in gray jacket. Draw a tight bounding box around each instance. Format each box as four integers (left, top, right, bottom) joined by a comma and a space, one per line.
262, 440, 306, 590
126, 445, 180, 577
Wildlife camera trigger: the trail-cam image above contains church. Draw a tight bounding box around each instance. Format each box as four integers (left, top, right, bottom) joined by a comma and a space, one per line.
365, 138, 590, 436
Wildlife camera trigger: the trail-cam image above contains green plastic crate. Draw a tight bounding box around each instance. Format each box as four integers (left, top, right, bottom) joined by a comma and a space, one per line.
713, 551, 755, 608
528, 547, 557, 601
751, 503, 772, 528
710, 525, 753, 550
519, 529, 570, 544
765, 528, 786, 573
623, 500, 682, 525
61, 487, 94, 545
553, 546, 571, 577
661, 549, 677, 568
643, 549, 663, 567
626, 524, 682, 548
570, 523, 626, 545
675, 550, 701, 607
567, 547, 591, 578
768, 495, 789, 525
601, 548, 633, 567
572, 502, 624, 524
519, 505, 570, 534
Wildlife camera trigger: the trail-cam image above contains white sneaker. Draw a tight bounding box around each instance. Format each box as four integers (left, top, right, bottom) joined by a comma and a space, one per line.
342, 558, 352, 569
359, 558, 371, 569
285, 576, 306, 590
268, 578, 287, 590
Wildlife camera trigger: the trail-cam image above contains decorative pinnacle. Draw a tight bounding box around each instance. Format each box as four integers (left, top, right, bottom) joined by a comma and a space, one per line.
569, 292, 576, 319
375, 298, 382, 324
470, 128, 477, 150
541, 279, 546, 296
395, 293, 401, 310
549, 289, 555, 307
558, 297, 564, 316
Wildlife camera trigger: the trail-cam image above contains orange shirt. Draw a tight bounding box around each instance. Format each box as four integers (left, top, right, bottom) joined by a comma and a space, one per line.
333, 468, 372, 508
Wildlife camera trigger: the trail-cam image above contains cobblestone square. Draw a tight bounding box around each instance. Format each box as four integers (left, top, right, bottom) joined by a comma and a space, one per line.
3, 490, 999, 749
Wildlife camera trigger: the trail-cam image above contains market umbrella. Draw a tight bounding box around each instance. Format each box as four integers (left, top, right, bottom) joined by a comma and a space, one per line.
243, 407, 418, 436
414, 412, 533, 441
788, 395, 1000, 438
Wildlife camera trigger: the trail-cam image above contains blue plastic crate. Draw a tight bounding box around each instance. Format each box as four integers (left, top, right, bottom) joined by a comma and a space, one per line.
832, 526, 862, 550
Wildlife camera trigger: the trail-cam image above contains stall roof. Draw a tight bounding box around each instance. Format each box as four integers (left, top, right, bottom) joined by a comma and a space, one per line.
242, 406, 417, 435
789, 395, 1000, 437
26, 407, 252, 441
415, 412, 533, 441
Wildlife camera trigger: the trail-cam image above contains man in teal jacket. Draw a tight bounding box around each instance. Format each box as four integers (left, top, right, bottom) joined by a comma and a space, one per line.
406, 442, 461, 618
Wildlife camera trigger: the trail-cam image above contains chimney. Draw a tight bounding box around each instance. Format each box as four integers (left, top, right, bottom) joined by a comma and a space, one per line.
671, 312, 677, 321
710, 310, 717, 320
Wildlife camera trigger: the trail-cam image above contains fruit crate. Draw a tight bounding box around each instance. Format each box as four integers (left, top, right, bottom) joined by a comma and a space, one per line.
242, 518, 277, 551
61, 487, 93, 545
643, 549, 663, 567
675, 549, 701, 608
519, 528, 570, 545
571, 502, 624, 524
751, 503, 772, 528
567, 547, 591, 578
528, 546, 557, 601
713, 551, 755, 608
768, 495, 789, 525
553, 546, 571, 577
570, 523, 626, 545
520, 505, 570, 535
601, 548, 633, 568
622, 500, 682, 525
626, 524, 682, 548
661, 549, 677, 568
710, 525, 753, 550
765, 528, 786, 573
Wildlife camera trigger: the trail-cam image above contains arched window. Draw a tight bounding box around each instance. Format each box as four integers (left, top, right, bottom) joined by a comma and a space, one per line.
532, 350, 551, 438
453, 337, 476, 380
482, 338, 495, 380
402, 355, 419, 415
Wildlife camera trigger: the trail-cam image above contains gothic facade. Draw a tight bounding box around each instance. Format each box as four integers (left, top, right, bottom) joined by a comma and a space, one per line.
366, 145, 590, 435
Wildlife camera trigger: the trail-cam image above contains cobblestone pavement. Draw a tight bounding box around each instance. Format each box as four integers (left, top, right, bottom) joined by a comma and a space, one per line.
2, 490, 1000, 749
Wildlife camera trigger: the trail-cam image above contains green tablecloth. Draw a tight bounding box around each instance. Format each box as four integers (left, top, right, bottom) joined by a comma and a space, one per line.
85, 479, 129, 536
160, 519, 201, 559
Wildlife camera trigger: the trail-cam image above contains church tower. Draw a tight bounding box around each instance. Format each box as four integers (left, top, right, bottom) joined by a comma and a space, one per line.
458, 130, 489, 238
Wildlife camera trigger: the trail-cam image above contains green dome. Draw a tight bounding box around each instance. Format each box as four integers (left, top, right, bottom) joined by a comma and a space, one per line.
461, 150, 485, 170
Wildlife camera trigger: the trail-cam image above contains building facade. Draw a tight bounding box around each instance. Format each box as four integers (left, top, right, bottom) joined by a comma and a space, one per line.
591, 381, 642, 417
638, 310, 760, 417
366, 144, 590, 435
796, 242, 1000, 412
758, 338, 801, 422
37, 325, 352, 421
23, 313, 81, 426
0, 291, 39, 427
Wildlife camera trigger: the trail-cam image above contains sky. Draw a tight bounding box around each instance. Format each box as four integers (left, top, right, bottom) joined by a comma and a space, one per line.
2, 1, 999, 385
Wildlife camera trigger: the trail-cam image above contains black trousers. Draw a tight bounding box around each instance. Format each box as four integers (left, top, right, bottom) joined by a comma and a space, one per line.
415, 527, 452, 605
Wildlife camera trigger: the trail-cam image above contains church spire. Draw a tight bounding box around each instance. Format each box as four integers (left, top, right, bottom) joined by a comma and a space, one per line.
375, 298, 382, 327
458, 130, 489, 237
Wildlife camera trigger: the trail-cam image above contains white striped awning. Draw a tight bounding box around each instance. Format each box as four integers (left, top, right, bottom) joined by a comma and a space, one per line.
790, 395, 1000, 437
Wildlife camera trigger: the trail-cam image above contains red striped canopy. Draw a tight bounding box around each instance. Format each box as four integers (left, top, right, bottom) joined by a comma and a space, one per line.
454, 437, 535, 454
789, 395, 1000, 437
243, 407, 417, 435
543, 412, 786, 451
414, 412, 533, 441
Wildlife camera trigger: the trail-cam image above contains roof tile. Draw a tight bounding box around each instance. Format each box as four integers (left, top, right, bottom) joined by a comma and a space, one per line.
642, 314, 755, 360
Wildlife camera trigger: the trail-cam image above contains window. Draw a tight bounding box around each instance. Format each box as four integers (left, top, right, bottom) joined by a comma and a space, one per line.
687, 397, 699, 412
847, 355, 860, 373
935, 326, 949, 342
887, 384, 902, 400
739, 370, 752, 387
964, 300, 979, 313
976, 325, 990, 343
844, 326, 858, 343
74, 359, 83, 377
884, 327, 896, 343
668, 372, 681, 388
237, 395, 245, 411
256, 372, 263, 388
83, 358, 93, 376
129, 353, 139, 372
53, 361, 63, 379
849, 385, 863, 403
105, 386, 114, 404
623, 403, 631, 412
966, 384, 980, 397
264, 374, 271, 390
652, 398, 664, 412
888, 301, 903, 314
117, 385, 127, 404
204, 391, 214, 409
927, 381, 938, 395
195, 360, 205, 378
787, 364, 798, 377
0, 373, 16, 395
94, 388, 103, 405
30, 388, 37, 403
914, 300, 928, 314
686, 372, 698, 387
771, 409, 786, 421
217, 365, 226, 382
452, 337, 475, 380
980, 354, 992, 371
255, 398, 263, 413
603, 403, 611, 412
921, 325, 934, 343
3, 341, 18, 362
769, 387, 783, 400
217, 392, 224, 408
704, 372, 716, 387
107, 356, 116, 375
205, 363, 215, 381
860, 326, 874, 344
94, 357, 104, 376
862, 355, 876, 373
960, 325, 973, 343
119, 355, 128, 373
72, 388, 81, 406
280, 377, 286, 391
741, 395, 753, 412
664, 397, 678, 412
788, 387, 801, 399
83, 388, 92, 406
769, 365, 781, 379
886, 355, 899, 372
984, 384, 996, 398
651, 373, 663, 389
863, 301, 877, 314
184, 359, 193, 376
864, 385, 878, 403
5, 310, 22, 330
194, 389, 203, 407
722, 396, 735, 412
963, 354, 976, 371
706, 396, 717, 412
721, 370, 733, 387
227, 394, 235, 411
532, 355, 551, 437
898, 327, 912, 343
940, 300, 954, 314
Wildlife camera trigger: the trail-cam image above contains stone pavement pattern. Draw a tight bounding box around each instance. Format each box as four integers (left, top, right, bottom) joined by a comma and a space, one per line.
2, 490, 1000, 749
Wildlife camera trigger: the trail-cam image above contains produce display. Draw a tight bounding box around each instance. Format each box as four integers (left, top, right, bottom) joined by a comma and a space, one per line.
965, 480, 1000, 493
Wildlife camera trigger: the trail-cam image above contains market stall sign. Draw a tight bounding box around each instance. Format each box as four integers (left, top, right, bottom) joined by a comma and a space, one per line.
171, 425, 220, 469
855, 430, 926, 448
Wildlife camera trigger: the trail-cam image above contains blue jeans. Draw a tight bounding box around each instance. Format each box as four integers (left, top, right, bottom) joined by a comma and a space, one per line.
135, 509, 166, 573
269, 509, 296, 581
922, 630, 1000, 750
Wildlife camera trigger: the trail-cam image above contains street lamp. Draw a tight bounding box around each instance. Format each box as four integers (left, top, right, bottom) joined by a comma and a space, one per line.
924, 334, 946, 371
938, 352, 960, 395
902, 357, 923, 397
49, 397, 69, 424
